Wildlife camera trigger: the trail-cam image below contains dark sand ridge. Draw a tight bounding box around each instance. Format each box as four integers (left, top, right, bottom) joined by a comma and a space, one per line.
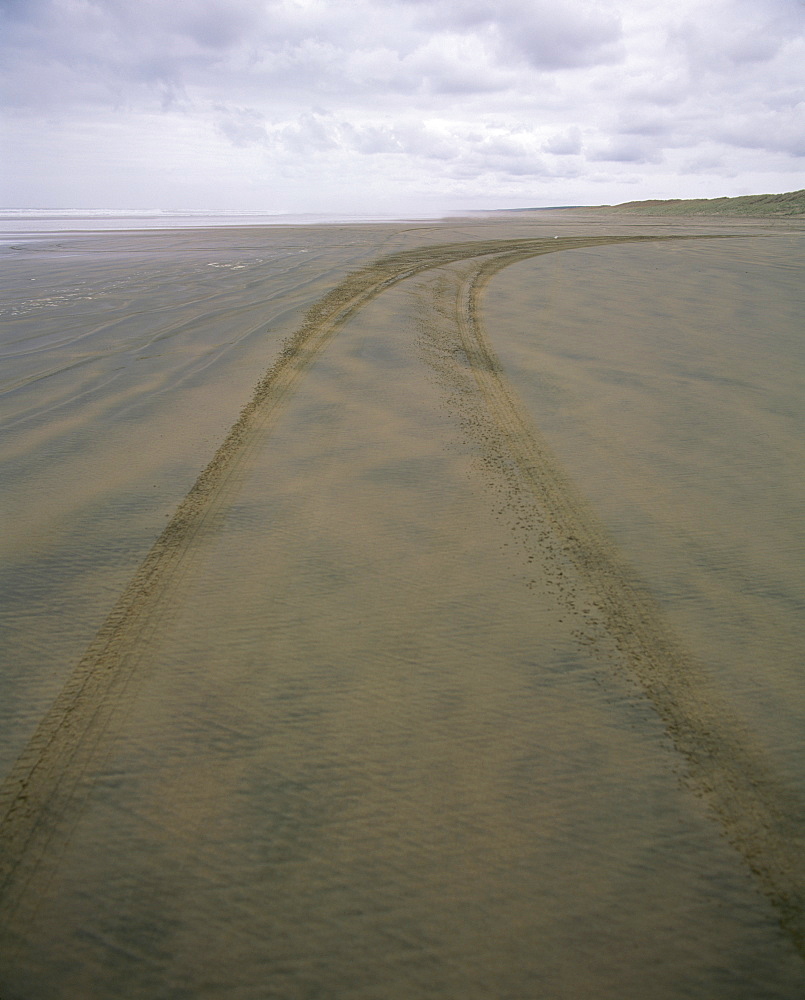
1, 227, 803, 992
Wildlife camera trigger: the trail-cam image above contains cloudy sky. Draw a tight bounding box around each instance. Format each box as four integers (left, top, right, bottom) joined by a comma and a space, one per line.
1, 0, 803, 213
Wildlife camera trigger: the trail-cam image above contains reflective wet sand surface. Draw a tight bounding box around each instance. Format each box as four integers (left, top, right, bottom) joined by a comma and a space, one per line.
485, 236, 805, 788
1, 217, 804, 998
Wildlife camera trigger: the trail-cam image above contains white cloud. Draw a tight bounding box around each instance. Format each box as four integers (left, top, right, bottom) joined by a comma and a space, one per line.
1, 0, 803, 211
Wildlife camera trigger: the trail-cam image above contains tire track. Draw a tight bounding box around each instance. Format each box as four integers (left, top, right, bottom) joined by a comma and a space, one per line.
0, 233, 730, 923
418, 248, 805, 956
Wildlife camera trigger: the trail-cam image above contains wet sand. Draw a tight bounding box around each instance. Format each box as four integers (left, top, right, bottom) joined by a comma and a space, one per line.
1, 216, 804, 998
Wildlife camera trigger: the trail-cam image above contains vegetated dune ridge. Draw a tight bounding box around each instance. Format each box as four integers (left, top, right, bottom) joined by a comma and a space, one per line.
0, 228, 803, 991
598, 188, 805, 217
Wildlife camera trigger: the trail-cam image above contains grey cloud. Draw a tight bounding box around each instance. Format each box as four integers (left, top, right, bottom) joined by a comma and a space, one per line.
2, 0, 514, 109
179, 2, 264, 49
487, 157, 551, 177
104, 0, 261, 51
588, 137, 664, 164
0, 0, 624, 120
215, 105, 268, 146
2, 0, 803, 211
0, 0, 49, 25
615, 113, 675, 138
2, 0, 323, 110
7, 0, 620, 107
501, 3, 623, 69
717, 110, 805, 157
681, 151, 730, 174
1, 1, 187, 108
544, 127, 583, 155
670, 0, 805, 72
445, 146, 553, 181
407, 42, 511, 95
401, 0, 623, 69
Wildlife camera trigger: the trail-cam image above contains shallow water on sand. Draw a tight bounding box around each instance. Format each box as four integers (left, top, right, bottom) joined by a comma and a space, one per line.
1, 220, 803, 998
485, 235, 805, 791
0, 224, 420, 771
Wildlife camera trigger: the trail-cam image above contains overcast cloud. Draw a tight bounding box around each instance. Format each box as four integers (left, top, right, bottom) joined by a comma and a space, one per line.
1, 0, 803, 212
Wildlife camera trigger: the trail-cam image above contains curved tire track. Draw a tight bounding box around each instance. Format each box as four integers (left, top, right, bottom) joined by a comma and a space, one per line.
419, 247, 805, 955
2, 232, 773, 931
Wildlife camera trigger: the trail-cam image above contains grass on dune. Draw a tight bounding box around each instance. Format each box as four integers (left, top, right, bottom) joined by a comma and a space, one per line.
601, 189, 805, 217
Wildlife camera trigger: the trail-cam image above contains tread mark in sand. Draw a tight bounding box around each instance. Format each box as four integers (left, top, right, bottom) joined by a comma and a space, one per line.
2, 233, 801, 959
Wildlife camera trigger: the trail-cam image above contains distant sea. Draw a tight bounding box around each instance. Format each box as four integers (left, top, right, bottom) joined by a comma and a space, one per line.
0, 208, 446, 238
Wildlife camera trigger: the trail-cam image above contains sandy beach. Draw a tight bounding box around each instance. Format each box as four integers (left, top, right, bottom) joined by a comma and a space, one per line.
1, 214, 804, 998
